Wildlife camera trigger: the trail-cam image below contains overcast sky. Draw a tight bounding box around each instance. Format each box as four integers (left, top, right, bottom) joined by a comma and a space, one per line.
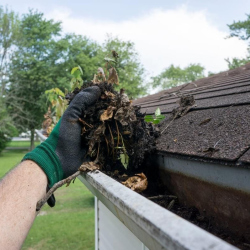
2, 0, 250, 78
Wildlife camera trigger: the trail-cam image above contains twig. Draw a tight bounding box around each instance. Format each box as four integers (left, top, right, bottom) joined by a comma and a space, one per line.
79, 118, 93, 128
104, 135, 110, 155
214, 139, 222, 148
115, 120, 120, 147
107, 123, 115, 158
36, 162, 98, 211
107, 123, 114, 146
94, 142, 100, 164
161, 118, 175, 134
148, 195, 177, 200
167, 200, 175, 210
36, 170, 81, 211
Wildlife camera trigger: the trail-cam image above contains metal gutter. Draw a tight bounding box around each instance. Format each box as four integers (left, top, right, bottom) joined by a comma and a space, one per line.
35, 129, 47, 142
78, 171, 238, 250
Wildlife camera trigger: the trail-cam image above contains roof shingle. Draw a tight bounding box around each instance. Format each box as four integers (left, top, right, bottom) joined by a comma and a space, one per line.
134, 63, 250, 164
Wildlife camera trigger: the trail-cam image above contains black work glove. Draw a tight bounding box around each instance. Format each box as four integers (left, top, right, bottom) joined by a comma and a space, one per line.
23, 86, 101, 206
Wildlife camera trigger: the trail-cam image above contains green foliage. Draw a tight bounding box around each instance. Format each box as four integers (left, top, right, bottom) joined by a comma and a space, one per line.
70, 65, 83, 90
4, 9, 148, 143
56, 34, 101, 84
45, 88, 65, 106
7, 10, 65, 133
144, 108, 165, 125
100, 36, 147, 99
120, 153, 129, 169
0, 97, 17, 153
225, 57, 250, 69
45, 88, 67, 122
0, 6, 20, 95
228, 14, 250, 41
151, 63, 205, 90
227, 15, 250, 69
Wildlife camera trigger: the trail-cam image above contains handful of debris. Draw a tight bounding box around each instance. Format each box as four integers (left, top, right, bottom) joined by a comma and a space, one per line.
38, 56, 160, 210
66, 81, 159, 174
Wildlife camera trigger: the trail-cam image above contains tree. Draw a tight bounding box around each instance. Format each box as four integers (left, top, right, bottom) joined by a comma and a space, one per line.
225, 56, 250, 70
0, 6, 20, 95
54, 34, 101, 85
99, 36, 146, 99
228, 14, 250, 41
7, 10, 66, 150
151, 63, 205, 90
226, 15, 250, 69
0, 97, 17, 153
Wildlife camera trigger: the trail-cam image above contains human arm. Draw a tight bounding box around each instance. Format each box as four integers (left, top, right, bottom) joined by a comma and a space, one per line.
0, 160, 47, 249
0, 86, 101, 249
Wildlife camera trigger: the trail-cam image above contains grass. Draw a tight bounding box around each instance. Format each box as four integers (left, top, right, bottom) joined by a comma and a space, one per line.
6, 141, 41, 148
0, 149, 95, 250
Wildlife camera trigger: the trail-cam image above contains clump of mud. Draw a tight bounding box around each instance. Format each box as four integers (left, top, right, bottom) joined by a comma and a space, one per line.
66, 82, 159, 173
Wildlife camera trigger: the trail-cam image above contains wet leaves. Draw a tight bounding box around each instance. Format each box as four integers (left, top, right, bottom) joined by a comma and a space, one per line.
122, 173, 148, 193
100, 106, 116, 121
101, 91, 115, 100
88, 123, 106, 154
79, 162, 99, 172
114, 106, 137, 126
108, 67, 119, 85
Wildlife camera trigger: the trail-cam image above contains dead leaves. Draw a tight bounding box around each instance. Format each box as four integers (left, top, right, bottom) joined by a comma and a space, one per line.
114, 106, 137, 126
112, 50, 119, 59
172, 95, 196, 119
101, 91, 115, 100
79, 162, 99, 172
93, 67, 106, 84
108, 67, 119, 85
88, 123, 106, 154
122, 173, 148, 193
100, 106, 116, 121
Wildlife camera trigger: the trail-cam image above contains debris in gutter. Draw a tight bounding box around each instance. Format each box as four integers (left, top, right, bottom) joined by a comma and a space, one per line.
122, 173, 148, 193
202, 139, 222, 156
167, 199, 175, 210
199, 118, 211, 126
172, 95, 196, 119
148, 195, 177, 200
161, 95, 196, 134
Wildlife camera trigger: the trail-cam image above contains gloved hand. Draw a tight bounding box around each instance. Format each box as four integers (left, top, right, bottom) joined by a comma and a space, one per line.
23, 86, 101, 199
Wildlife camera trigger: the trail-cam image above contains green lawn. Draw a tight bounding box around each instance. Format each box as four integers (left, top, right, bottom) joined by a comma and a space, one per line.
6, 141, 41, 148
0, 149, 95, 250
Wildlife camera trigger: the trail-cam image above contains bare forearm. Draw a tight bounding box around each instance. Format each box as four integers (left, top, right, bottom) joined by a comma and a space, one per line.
0, 160, 47, 249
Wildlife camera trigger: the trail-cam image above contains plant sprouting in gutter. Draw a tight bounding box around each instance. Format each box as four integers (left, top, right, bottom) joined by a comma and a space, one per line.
144, 108, 165, 124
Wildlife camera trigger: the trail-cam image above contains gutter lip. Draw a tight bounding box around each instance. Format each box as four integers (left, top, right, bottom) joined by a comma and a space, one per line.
82, 170, 238, 250
36, 129, 238, 250
155, 151, 250, 169
35, 129, 47, 141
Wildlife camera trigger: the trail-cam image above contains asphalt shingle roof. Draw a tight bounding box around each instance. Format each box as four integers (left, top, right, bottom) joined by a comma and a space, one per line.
133, 63, 250, 165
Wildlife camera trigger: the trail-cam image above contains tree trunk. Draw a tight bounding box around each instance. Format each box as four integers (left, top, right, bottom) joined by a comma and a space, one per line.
30, 129, 35, 151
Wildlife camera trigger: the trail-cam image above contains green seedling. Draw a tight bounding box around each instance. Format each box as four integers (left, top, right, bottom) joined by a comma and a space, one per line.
144, 108, 165, 124
45, 87, 67, 123
70, 65, 83, 91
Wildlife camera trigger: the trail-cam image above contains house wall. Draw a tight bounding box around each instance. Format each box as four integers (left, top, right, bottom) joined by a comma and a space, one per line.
96, 198, 149, 250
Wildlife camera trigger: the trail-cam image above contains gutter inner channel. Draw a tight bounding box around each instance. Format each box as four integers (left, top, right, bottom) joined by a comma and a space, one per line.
142, 154, 250, 250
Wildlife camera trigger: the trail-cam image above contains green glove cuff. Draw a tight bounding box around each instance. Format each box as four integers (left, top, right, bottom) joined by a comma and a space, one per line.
23, 120, 63, 187
23, 142, 63, 187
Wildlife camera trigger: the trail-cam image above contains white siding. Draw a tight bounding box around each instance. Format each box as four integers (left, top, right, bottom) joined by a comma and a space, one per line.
96, 199, 149, 250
